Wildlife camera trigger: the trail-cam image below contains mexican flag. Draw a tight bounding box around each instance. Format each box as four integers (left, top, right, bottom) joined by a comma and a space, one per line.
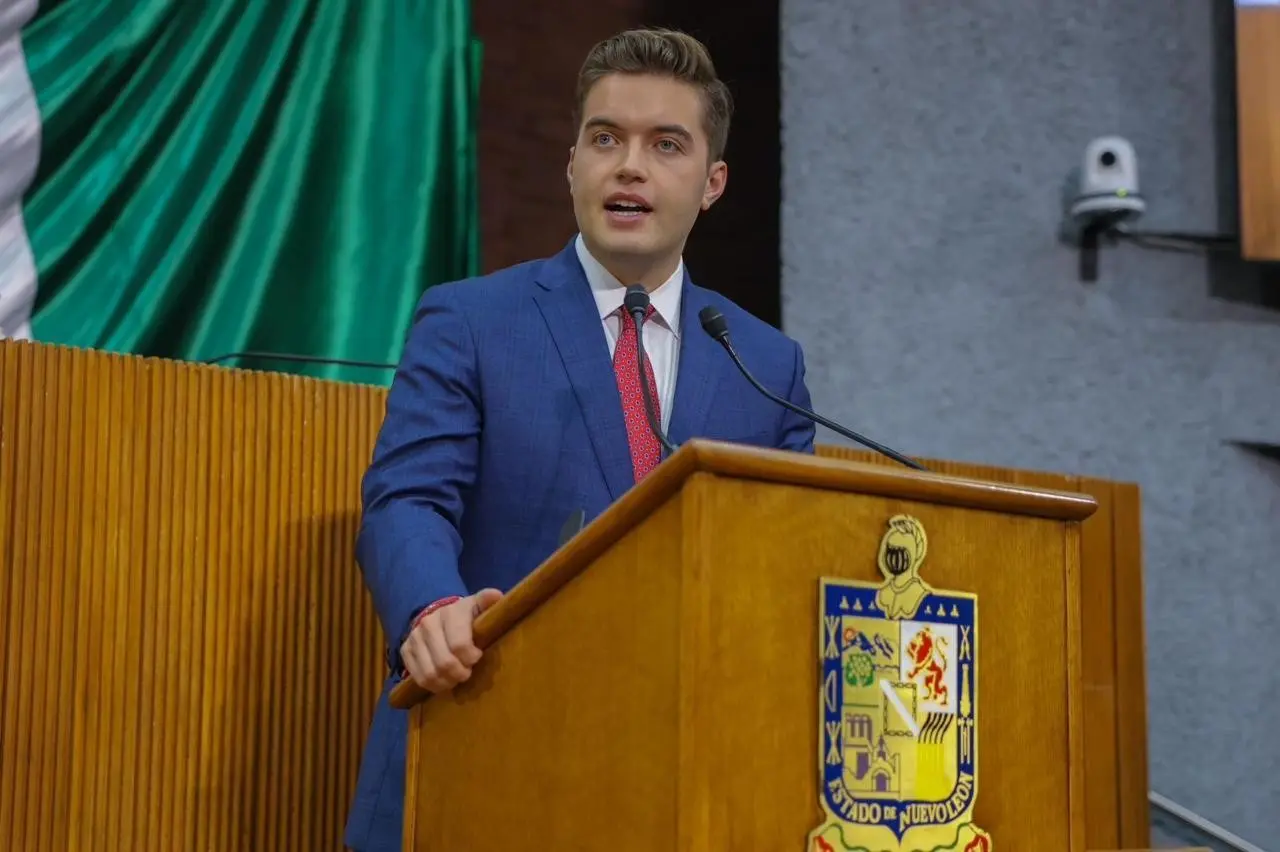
0, 0, 481, 384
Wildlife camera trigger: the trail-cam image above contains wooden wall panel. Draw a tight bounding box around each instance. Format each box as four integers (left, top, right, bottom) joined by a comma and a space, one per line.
816, 446, 1151, 850
1236, 4, 1280, 261
1, 340, 1149, 849
0, 340, 387, 851
471, 0, 647, 273
1111, 486, 1151, 849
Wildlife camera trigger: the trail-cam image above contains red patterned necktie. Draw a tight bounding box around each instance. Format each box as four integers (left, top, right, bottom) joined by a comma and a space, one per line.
613, 304, 661, 482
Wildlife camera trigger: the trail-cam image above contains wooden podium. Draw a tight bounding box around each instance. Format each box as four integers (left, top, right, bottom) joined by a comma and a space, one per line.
390, 439, 1099, 852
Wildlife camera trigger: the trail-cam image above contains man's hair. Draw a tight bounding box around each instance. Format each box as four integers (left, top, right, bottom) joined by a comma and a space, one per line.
573, 28, 734, 162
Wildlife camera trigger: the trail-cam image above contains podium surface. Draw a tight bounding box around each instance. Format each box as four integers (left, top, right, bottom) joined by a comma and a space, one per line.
394, 440, 1096, 852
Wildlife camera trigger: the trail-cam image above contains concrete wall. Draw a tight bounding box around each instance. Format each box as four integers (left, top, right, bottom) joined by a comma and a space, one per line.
780, 1, 1280, 846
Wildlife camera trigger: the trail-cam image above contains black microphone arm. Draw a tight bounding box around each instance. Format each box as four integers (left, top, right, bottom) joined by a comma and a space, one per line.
623, 285, 678, 458
697, 306, 928, 472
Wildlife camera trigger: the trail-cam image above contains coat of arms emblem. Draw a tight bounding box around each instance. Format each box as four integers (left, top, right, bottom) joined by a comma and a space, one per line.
808, 515, 992, 852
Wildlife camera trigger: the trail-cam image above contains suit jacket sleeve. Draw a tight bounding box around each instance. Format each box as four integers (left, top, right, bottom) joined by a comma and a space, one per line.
779, 339, 817, 454
356, 283, 479, 672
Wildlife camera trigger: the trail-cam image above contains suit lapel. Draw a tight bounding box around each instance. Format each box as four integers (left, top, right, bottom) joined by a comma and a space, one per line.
532, 241, 635, 500
668, 279, 728, 445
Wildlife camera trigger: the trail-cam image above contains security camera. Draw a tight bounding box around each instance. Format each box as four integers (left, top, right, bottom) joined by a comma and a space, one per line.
1069, 136, 1145, 225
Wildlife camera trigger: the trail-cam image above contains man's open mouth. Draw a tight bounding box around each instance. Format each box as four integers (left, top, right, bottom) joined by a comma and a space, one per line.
605, 196, 652, 217
606, 203, 650, 215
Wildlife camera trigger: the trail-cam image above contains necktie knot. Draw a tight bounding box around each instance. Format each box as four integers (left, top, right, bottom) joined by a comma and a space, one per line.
618, 304, 655, 324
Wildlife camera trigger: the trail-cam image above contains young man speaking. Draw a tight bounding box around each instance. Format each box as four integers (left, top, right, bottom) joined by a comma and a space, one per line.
344, 27, 816, 852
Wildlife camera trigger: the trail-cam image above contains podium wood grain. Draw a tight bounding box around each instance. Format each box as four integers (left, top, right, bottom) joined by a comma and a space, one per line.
821, 447, 1151, 850
401, 443, 1096, 852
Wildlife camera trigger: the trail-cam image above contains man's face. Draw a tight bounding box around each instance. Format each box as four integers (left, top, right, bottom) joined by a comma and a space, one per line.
567, 73, 727, 280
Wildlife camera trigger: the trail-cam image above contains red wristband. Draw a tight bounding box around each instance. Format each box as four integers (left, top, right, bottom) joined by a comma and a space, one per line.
411, 595, 462, 629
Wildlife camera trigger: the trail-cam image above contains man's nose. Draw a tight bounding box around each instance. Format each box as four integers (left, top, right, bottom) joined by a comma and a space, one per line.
615, 143, 648, 180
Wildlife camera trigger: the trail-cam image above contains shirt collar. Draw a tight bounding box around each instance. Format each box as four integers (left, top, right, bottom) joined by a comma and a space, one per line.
575, 233, 682, 336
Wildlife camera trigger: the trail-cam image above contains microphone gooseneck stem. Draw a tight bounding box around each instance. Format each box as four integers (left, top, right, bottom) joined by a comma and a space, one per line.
630, 309, 678, 458
719, 337, 927, 472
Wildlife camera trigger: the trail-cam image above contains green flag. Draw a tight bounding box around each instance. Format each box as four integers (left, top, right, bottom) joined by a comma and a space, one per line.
0, 0, 481, 385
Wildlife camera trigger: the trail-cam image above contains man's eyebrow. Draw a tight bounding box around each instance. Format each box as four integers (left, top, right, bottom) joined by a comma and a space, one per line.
583, 116, 693, 141
653, 124, 693, 141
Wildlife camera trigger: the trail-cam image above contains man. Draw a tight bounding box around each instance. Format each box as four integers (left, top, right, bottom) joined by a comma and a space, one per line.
344, 27, 817, 852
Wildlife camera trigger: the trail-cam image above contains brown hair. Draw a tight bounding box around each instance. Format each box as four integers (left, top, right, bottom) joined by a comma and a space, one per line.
573, 28, 734, 162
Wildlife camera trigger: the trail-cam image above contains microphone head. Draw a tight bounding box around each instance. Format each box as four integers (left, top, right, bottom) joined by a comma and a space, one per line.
698, 306, 730, 342
624, 285, 650, 315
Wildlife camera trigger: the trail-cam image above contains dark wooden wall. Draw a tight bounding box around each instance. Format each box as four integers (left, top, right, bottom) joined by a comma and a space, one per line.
471, 0, 782, 327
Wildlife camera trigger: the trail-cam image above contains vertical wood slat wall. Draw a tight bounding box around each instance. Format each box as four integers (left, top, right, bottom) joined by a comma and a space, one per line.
1, 340, 1149, 849
0, 340, 387, 851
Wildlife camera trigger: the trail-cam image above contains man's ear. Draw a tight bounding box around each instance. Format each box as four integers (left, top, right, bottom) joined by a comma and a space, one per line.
702, 160, 728, 210
566, 146, 576, 192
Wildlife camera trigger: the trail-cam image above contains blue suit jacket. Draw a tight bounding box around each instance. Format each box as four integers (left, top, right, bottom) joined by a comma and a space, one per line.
344, 238, 815, 851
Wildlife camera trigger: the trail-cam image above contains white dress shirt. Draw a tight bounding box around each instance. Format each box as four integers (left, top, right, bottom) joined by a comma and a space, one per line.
575, 234, 681, 432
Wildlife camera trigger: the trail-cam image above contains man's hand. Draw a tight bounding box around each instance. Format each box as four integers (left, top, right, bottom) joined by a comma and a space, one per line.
400, 588, 503, 693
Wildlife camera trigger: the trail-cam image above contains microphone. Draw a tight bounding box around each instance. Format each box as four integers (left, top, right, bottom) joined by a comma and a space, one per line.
624, 285, 678, 458
697, 306, 928, 472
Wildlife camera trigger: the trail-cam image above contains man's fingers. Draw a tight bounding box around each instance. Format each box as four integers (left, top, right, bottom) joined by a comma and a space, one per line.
401, 591, 502, 693
422, 670, 450, 693
442, 607, 482, 667
471, 587, 503, 615
402, 641, 439, 691
422, 618, 471, 685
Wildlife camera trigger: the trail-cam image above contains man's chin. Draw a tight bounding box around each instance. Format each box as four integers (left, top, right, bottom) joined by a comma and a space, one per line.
592, 231, 660, 258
